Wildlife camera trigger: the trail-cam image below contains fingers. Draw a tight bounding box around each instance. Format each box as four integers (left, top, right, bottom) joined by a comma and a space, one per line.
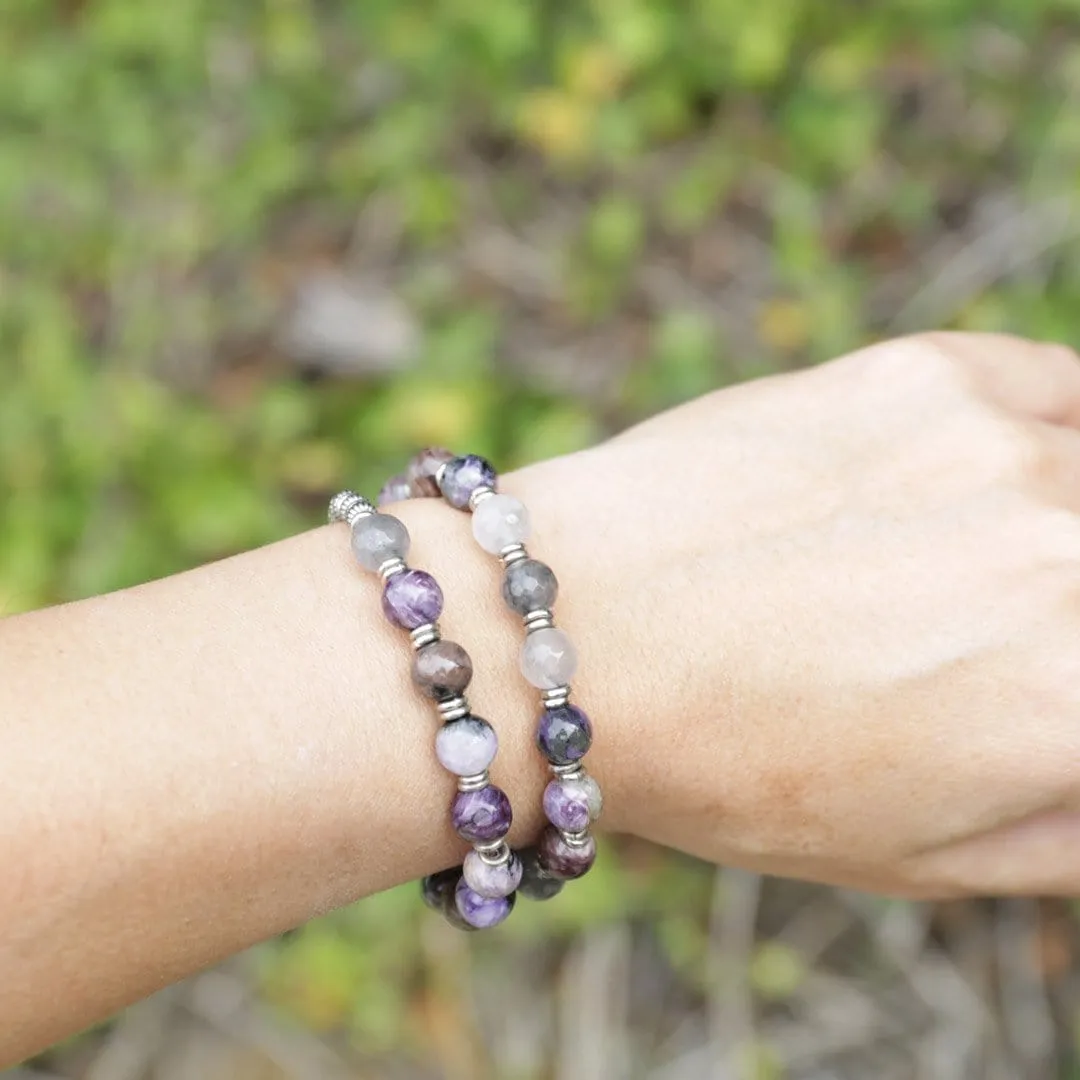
920, 332, 1080, 429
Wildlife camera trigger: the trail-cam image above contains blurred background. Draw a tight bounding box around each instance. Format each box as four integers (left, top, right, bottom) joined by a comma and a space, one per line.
3, 1, 1080, 1078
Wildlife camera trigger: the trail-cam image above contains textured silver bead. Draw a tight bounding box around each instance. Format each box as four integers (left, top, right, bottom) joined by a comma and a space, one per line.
550, 761, 584, 779
499, 543, 529, 566
523, 609, 556, 632
378, 556, 408, 581
437, 695, 471, 721
469, 485, 497, 510
541, 685, 571, 708
410, 623, 441, 650
457, 770, 490, 792
475, 839, 511, 866
328, 490, 375, 526
562, 829, 591, 848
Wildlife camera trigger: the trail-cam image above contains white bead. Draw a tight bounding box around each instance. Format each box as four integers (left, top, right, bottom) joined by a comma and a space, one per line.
472, 494, 531, 555
520, 627, 578, 689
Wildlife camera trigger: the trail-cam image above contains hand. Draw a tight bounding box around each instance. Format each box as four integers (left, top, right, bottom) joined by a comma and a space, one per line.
516, 332, 1080, 897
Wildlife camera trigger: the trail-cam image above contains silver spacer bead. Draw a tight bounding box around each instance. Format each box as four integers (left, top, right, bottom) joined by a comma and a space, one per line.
435, 461, 450, 489
562, 829, 591, 848
523, 608, 555, 633
378, 557, 408, 581
499, 543, 529, 566
541, 685, 571, 708
457, 771, 490, 792
410, 623, 441, 650
550, 761, 585, 780
328, 490, 375, 526
469, 485, 496, 510
475, 840, 511, 867
437, 696, 470, 721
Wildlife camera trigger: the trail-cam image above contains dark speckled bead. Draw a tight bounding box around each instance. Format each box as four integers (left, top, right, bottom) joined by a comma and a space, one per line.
439, 454, 497, 509
517, 846, 565, 901
537, 826, 596, 881
406, 446, 455, 498
536, 704, 592, 766
451, 784, 513, 843
421, 867, 462, 912
502, 559, 559, 615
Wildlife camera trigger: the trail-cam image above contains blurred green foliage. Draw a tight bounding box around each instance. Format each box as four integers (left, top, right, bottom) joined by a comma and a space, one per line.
4, 0, 1080, 1064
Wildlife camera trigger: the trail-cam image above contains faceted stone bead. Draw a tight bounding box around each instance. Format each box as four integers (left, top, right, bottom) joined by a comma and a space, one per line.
471, 494, 530, 555
520, 627, 578, 689
421, 867, 462, 913
537, 825, 597, 881
411, 640, 473, 701
543, 777, 592, 832
406, 446, 455, 498
435, 716, 498, 776
502, 559, 558, 615
382, 569, 443, 630
451, 784, 512, 843
536, 704, 592, 765
439, 454, 497, 509
377, 474, 413, 507
463, 849, 523, 898
455, 877, 515, 929
517, 846, 565, 901
350, 512, 410, 572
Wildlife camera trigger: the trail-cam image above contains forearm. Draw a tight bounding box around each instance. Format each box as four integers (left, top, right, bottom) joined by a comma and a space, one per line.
0, 459, 626, 1063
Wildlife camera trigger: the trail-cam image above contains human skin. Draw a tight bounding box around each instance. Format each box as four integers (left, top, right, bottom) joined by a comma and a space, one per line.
3, 332, 1080, 1063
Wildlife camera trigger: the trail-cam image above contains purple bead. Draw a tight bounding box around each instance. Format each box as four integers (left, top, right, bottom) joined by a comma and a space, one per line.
454, 877, 515, 929
537, 825, 596, 881
451, 784, 512, 843
377, 473, 413, 507
517, 846, 565, 901
439, 454, 497, 509
406, 446, 455, 498
536, 704, 592, 766
543, 778, 591, 832
463, 849, 523, 898
382, 569, 444, 630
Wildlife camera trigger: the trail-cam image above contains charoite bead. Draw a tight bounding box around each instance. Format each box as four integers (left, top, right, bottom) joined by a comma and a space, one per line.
377, 474, 412, 507
536, 704, 592, 765
517, 846, 565, 901
350, 512, 410, 572
472, 494, 530, 554
451, 784, 513, 843
455, 877, 515, 929
520, 627, 578, 689
407, 446, 455, 498
382, 569, 443, 630
542, 775, 602, 832
502, 559, 558, 615
537, 825, 596, 881
412, 640, 473, 701
435, 716, 498, 776
463, 849, 523, 898
439, 454, 497, 510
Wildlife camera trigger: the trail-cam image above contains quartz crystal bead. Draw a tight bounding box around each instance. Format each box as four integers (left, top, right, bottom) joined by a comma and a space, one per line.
350, 512, 410, 571
520, 627, 578, 689
537, 826, 597, 881
542, 775, 601, 832
435, 716, 498, 776
439, 454, 497, 510
377, 474, 412, 507
536, 704, 592, 765
406, 446, 455, 498
471, 494, 530, 554
502, 559, 558, 615
382, 569, 444, 630
517, 846, 565, 900
411, 640, 473, 701
455, 878, 515, 929
462, 849, 523, 898
451, 784, 513, 843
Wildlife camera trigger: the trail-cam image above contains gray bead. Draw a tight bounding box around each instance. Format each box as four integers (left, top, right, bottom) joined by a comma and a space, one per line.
350, 513, 410, 572
517, 846, 565, 901
502, 559, 559, 615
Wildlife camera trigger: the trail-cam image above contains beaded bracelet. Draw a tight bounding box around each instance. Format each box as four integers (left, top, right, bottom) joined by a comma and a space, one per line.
328, 490, 522, 930
380, 450, 603, 902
